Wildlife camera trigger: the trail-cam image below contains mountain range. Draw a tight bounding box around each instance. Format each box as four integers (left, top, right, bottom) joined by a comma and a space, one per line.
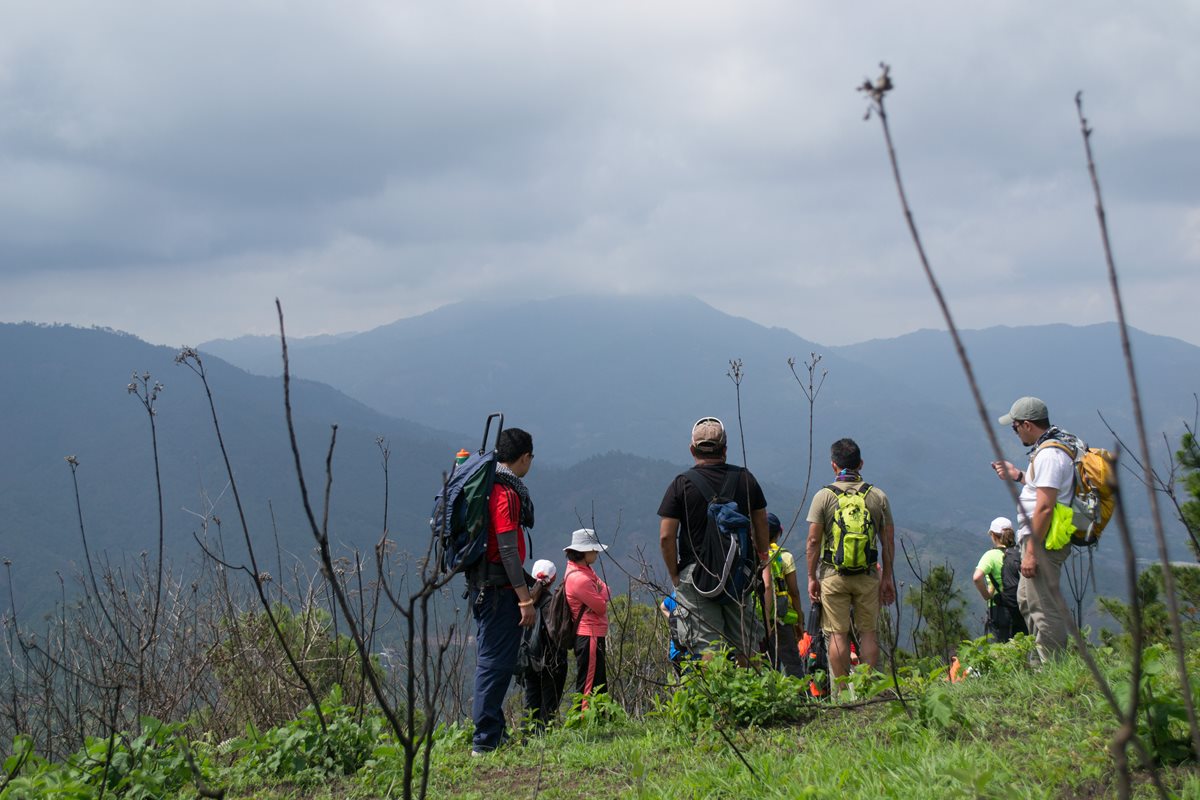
3, 295, 1196, 624
200, 294, 1199, 533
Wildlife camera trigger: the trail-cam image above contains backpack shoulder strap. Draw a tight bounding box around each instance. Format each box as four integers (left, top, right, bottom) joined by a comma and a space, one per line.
1031, 439, 1080, 496
826, 483, 846, 497
1036, 439, 1076, 459
716, 465, 743, 500
683, 468, 718, 499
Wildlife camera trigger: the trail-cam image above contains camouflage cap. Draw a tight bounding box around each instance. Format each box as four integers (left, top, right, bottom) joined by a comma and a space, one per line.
691, 417, 727, 454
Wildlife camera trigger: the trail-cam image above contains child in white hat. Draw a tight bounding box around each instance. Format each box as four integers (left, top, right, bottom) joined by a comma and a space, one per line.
971, 517, 1028, 642
521, 558, 567, 730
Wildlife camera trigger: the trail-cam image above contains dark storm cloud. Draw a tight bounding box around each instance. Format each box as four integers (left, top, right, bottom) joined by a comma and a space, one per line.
0, 1, 1196, 345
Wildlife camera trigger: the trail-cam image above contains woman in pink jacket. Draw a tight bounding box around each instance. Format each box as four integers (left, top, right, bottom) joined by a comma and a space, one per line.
563, 528, 610, 701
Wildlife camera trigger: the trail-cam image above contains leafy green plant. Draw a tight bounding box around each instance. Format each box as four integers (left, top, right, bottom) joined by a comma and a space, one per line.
222, 685, 386, 786
907, 683, 969, 736
562, 691, 628, 731
656, 655, 811, 731
835, 663, 898, 703
1113, 643, 1199, 765
2, 719, 202, 800
955, 633, 1036, 677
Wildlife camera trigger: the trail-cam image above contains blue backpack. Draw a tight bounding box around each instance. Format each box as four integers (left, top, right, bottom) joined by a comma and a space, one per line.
684, 467, 755, 604
431, 413, 503, 575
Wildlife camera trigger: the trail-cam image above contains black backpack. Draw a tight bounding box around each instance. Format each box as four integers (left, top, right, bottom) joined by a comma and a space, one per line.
543, 581, 586, 650
521, 591, 566, 674
999, 545, 1021, 610
684, 467, 755, 604
430, 413, 503, 575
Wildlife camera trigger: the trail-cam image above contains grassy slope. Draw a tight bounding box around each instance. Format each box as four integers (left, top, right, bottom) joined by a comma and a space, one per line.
208, 649, 1199, 800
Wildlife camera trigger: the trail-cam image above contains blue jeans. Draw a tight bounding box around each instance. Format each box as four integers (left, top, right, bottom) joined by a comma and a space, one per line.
470, 586, 522, 751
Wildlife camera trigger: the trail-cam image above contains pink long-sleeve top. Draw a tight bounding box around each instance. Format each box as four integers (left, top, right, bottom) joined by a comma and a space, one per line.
565, 561, 610, 638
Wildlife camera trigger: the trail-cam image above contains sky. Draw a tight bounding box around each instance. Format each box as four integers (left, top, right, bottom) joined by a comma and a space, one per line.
1, 1, 1197, 348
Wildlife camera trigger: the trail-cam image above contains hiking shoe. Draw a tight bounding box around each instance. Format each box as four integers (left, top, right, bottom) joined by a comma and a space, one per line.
470, 749, 487, 758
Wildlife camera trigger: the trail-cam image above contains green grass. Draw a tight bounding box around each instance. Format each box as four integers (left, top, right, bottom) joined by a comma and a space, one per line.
5, 643, 1199, 799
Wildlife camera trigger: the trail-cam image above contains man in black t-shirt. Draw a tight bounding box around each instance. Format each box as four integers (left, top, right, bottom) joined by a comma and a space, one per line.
658, 417, 769, 665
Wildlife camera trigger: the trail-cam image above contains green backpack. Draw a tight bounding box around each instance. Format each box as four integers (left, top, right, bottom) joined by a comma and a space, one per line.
822, 483, 876, 573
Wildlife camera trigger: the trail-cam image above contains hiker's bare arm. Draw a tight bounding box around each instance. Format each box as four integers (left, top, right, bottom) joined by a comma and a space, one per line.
879, 523, 895, 580
660, 517, 681, 587
806, 522, 822, 603
751, 507, 770, 560
1021, 486, 1058, 579
1032, 487, 1056, 543
878, 523, 896, 606
972, 569, 991, 602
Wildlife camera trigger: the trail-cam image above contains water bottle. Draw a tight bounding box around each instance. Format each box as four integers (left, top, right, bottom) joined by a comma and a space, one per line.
455, 449, 470, 465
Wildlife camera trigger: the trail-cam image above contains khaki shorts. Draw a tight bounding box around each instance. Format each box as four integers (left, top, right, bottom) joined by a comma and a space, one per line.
818, 566, 880, 635
675, 563, 764, 658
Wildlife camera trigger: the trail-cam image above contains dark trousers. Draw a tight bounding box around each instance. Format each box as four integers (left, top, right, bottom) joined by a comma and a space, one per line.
574, 635, 607, 697
524, 649, 568, 729
766, 622, 806, 678
988, 603, 1029, 643
470, 587, 522, 751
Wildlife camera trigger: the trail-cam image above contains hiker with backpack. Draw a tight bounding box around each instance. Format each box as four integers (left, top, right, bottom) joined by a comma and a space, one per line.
972, 516, 1028, 643
468, 427, 537, 756
658, 416, 770, 666
991, 396, 1114, 665
562, 528, 611, 704
519, 559, 569, 731
760, 512, 806, 677
806, 438, 895, 689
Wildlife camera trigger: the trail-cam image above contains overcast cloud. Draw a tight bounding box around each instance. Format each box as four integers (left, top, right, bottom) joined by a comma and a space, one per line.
1, 1, 1197, 346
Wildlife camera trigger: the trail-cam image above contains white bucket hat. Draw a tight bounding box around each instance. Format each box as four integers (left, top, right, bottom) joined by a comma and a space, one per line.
564, 528, 608, 553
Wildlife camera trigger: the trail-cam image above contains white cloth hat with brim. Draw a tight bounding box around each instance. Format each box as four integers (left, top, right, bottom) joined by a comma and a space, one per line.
564, 528, 608, 553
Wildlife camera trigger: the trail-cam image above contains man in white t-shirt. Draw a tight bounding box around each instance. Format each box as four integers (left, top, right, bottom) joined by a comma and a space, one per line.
990, 396, 1075, 663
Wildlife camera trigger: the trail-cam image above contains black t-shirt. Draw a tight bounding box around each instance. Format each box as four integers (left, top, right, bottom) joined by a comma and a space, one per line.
657, 462, 768, 570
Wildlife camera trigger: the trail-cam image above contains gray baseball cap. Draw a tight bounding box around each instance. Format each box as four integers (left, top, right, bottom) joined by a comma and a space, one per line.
998, 396, 1048, 426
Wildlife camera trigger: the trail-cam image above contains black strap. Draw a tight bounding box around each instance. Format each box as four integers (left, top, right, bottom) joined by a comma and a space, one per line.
827, 482, 872, 497
684, 465, 743, 502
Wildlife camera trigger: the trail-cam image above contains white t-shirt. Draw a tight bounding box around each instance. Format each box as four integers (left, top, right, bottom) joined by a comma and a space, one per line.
1016, 444, 1075, 543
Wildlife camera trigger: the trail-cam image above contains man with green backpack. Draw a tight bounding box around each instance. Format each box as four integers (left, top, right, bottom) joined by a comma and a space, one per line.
806, 438, 895, 689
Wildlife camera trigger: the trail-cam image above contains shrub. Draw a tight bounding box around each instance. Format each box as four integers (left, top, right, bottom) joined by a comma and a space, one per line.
656, 654, 811, 731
